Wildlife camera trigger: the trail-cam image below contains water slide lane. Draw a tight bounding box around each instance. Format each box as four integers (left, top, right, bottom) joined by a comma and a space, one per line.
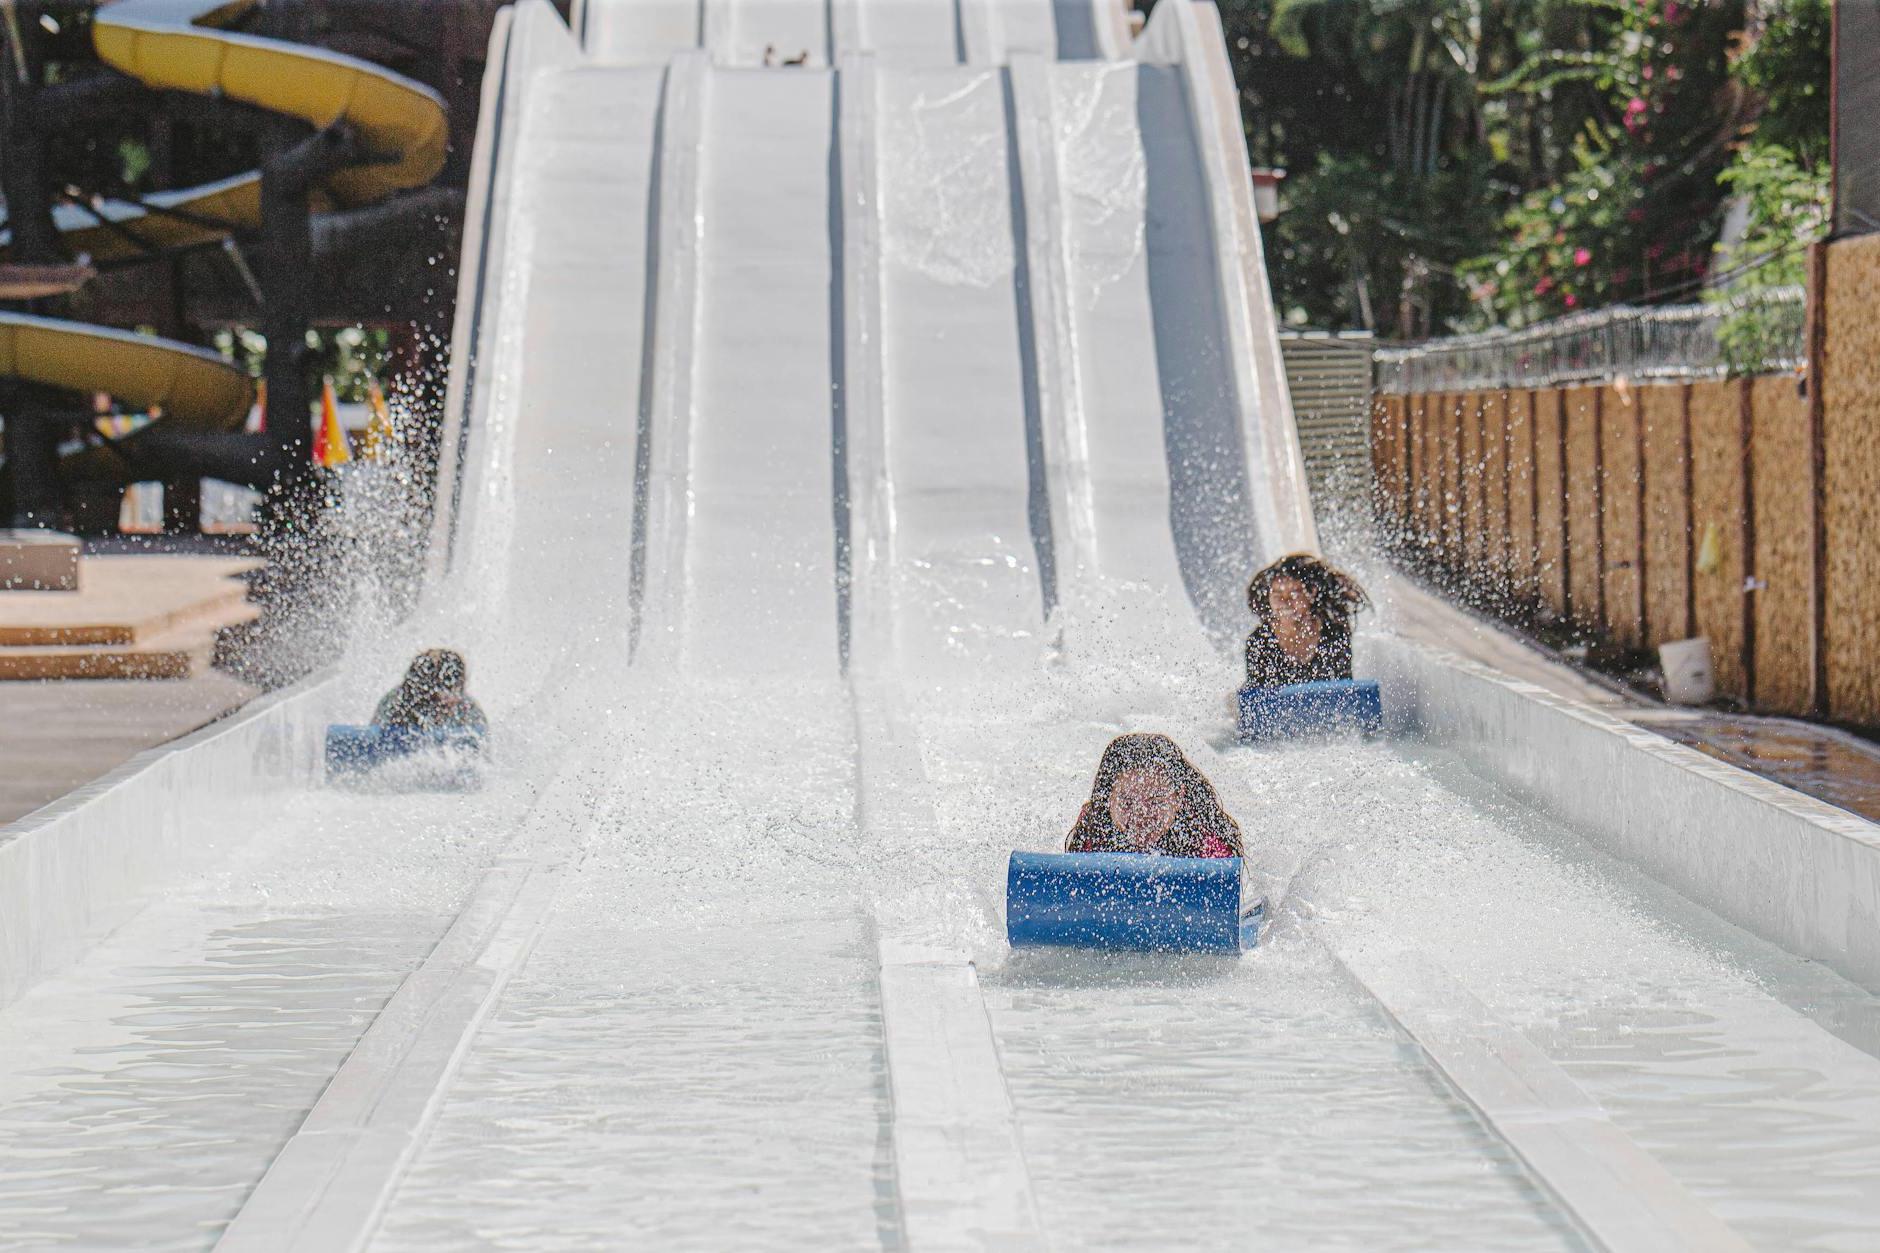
373, 61, 888, 1247
875, 66, 1046, 677
0, 32, 649, 1248
16, 3, 1880, 1249
843, 54, 1048, 1247
399, 17, 1880, 1248
575, 0, 1120, 67
1046, 59, 1257, 645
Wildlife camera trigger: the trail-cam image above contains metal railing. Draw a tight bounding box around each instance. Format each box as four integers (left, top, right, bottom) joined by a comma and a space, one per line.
1373, 286, 1806, 394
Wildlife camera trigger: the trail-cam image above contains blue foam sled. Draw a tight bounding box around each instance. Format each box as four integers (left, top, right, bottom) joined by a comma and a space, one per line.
1237, 678, 1382, 742
325, 724, 484, 775
1006, 851, 1265, 953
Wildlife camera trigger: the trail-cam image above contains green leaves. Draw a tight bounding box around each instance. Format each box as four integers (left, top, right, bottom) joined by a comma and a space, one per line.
1223, 0, 1821, 337
1709, 141, 1827, 374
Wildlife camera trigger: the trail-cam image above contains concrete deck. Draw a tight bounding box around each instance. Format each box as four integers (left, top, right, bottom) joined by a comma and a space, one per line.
0, 671, 258, 823
0, 554, 258, 645
1372, 569, 1636, 713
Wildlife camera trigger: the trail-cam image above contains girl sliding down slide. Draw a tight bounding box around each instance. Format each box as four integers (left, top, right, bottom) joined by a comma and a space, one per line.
373, 649, 489, 738
1243, 553, 1370, 689
1066, 734, 1243, 859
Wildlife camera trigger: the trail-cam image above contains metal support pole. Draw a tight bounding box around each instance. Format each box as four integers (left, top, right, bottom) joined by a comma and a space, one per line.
0, 0, 61, 264
256, 124, 368, 481
1, 384, 73, 528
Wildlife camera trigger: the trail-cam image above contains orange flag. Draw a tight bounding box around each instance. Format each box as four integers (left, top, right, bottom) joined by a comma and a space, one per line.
313, 377, 352, 467
359, 377, 396, 461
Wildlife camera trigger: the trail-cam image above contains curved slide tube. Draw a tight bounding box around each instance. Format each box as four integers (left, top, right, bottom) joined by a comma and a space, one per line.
0, 310, 254, 491
0, 0, 446, 479
50, 0, 447, 261
0, 311, 251, 426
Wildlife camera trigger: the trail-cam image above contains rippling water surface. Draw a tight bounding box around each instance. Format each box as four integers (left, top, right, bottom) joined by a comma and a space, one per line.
0, 766, 534, 1249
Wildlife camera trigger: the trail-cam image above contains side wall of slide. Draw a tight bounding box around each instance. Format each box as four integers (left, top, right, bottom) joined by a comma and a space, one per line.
1366, 634, 1880, 991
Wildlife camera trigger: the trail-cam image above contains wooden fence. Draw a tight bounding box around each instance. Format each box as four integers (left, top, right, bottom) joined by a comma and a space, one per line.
1374, 232, 1880, 725
1372, 378, 1813, 712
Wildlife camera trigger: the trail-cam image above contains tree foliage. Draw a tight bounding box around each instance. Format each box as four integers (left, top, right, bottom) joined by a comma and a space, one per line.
1216, 0, 1828, 338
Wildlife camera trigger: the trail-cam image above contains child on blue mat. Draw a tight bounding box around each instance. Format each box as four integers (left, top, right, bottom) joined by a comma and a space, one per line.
374, 649, 488, 737
1067, 734, 1243, 859
1243, 553, 1370, 689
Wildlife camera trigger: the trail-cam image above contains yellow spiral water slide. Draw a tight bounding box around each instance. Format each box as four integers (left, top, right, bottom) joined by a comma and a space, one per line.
2, 0, 447, 445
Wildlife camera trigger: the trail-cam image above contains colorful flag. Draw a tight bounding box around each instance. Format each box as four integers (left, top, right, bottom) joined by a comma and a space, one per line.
313, 377, 352, 467
359, 377, 396, 461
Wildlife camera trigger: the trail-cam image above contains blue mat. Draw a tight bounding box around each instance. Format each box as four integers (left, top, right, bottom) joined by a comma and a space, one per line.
1237, 678, 1382, 742
325, 724, 485, 775
1006, 850, 1264, 953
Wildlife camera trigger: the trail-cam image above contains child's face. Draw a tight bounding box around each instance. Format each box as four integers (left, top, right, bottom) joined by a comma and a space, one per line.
1268, 575, 1315, 631
1108, 767, 1184, 848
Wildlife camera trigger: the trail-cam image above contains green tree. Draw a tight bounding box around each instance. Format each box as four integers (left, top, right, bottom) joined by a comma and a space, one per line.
1215, 0, 1815, 335
1705, 0, 1830, 372
1463, 0, 1748, 324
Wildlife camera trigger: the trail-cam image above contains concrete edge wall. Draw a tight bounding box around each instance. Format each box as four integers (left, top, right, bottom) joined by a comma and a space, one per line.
1363, 633, 1880, 991
0, 671, 336, 1010
428, 0, 579, 580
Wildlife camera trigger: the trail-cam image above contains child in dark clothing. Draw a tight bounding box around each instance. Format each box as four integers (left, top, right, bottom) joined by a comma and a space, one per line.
1066, 734, 1244, 859
1243, 554, 1370, 689
373, 649, 489, 738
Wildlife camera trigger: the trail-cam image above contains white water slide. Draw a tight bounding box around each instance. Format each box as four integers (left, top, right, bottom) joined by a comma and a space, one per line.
8, 2, 1880, 1248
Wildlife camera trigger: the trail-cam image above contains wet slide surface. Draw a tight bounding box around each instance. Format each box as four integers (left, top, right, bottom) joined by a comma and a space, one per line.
8, 2, 1880, 1250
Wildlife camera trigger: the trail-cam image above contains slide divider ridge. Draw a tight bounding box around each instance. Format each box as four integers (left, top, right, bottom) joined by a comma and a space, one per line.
1007, 52, 1100, 597
632, 51, 709, 666
837, 51, 1044, 1249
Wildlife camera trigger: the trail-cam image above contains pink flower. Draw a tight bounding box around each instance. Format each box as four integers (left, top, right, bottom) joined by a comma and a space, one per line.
1642, 65, 1654, 80
1534, 276, 1555, 295
1564, 294, 1578, 308
1574, 247, 1592, 267
1627, 97, 1648, 115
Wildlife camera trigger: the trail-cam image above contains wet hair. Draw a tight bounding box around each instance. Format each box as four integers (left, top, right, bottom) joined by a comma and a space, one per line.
406, 648, 467, 695
381, 648, 469, 726
1065, 733, 1244, 858
1247, 553, 1369, 630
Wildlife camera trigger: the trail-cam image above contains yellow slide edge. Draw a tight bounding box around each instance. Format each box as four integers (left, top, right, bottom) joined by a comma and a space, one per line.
93, 0, 448, 208
0, 312, 253, 428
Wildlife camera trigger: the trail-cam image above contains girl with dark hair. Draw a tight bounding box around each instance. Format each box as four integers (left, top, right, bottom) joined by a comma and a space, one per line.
1243, 553, 1370, 689
373, 649, 489, 737
1066, 733, 1244, 859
